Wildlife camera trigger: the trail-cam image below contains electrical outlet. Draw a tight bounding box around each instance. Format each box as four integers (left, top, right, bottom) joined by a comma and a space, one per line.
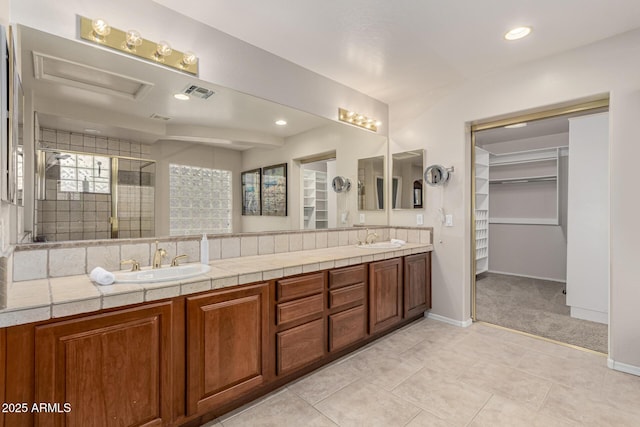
359, 213, 365, 224
445, 214, 453, 227
416, 214, 424, 225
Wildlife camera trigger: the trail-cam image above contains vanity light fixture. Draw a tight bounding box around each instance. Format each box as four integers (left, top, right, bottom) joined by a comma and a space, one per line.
504, 26, 532, 41
79, 16, 199, 75
173, 93, 190, 101
338, 108, 379, 132
275, 119, 287, 126
504, 122, 527, 129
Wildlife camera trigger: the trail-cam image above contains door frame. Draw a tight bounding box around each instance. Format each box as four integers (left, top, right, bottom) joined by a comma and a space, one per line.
469, 98, 610, 321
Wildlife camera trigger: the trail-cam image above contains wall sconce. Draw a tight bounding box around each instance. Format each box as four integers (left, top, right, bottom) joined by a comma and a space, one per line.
79, 16, 198, 75
338, 108, 380, 132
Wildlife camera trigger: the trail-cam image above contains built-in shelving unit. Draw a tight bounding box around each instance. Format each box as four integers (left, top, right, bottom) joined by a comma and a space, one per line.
303, 170, 328, 229
475, 147, 489, 274
488, 147, 567, 225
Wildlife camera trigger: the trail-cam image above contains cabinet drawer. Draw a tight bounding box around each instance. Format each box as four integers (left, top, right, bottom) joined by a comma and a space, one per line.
329, 283, 364, 309
329, 305, 366, 352
329, 265, 366, 289
277, 294, 323, 325
276, 319, 324, 375
276, 273, 324, 301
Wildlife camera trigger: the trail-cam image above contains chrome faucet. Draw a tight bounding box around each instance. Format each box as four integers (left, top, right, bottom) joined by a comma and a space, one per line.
152, 241, 167, 269
365, 228, 378, 245
171, 254, 188, 267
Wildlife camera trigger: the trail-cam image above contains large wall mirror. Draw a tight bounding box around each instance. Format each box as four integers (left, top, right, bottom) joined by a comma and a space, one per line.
16, 24, 388, 244
391, 150, 424, 209
358, 156, 385, 211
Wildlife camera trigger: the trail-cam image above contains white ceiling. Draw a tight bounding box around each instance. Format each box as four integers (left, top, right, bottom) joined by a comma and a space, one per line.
154, 0, 640, 108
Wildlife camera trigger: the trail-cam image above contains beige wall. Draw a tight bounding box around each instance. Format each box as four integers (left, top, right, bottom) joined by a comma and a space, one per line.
241, 123, 387, 232
390, 28, 640, 369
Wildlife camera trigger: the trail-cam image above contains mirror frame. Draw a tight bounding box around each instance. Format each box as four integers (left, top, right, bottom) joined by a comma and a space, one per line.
424, 164, 451, 186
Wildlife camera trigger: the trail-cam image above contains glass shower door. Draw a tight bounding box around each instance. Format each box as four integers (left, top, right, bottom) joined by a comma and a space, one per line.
113, 158, 155, 238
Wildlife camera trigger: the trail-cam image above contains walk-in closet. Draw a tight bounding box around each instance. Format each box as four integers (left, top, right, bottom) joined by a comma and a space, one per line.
473, 107, 609, 353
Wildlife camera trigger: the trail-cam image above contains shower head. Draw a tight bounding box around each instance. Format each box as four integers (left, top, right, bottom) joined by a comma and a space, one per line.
45, 152, 72, 171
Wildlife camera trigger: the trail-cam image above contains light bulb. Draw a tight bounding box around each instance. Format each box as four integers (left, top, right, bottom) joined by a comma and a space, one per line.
91, 18, 111, 40
125, 30, 143, 50
155, 41, 172, 60
181, 51, 198, 66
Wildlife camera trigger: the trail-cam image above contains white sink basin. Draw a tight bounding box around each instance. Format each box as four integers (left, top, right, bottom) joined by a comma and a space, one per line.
115, 264, 211, 283
355, 241, 403, 249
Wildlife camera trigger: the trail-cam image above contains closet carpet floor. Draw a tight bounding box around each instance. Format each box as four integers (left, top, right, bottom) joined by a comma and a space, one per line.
476, 272, 607, 353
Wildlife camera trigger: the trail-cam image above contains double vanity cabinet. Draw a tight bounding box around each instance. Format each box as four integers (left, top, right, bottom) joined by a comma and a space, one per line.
0, 252, 431, 427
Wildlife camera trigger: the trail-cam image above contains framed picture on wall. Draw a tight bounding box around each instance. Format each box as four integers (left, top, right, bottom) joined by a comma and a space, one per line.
241, 168, 261, 215
262, 163, 287, 216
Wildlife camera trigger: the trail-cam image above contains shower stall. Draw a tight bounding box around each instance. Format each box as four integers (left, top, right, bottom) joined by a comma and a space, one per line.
35, 148, 155, 242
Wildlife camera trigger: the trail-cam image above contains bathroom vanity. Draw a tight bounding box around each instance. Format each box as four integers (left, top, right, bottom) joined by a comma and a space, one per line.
0, 240, 431, 427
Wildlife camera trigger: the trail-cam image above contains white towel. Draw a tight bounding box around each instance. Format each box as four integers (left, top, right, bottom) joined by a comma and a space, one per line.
390, 239, 406, 245
90, 267, 115, 286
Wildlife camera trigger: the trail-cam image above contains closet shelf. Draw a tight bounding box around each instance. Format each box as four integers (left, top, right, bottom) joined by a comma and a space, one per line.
489, 175, 557, 184
489, 146, 568, 166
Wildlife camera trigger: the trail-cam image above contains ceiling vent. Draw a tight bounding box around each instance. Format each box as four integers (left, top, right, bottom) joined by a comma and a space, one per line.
150, 113, 171, 121
182, 84, 215, 100
32, 52, 153, 100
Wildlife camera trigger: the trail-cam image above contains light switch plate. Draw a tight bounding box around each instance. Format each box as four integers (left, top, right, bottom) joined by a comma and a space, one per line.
359, 213, 365, 224
417, 214, 424, 225
445, 214, 453, 227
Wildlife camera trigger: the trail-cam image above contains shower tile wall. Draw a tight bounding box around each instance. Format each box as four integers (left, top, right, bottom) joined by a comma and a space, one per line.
36, 128, 153, 242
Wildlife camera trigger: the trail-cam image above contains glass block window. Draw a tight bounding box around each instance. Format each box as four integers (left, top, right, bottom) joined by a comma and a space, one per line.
169, 164, 232, 235
59, 153, 111, 193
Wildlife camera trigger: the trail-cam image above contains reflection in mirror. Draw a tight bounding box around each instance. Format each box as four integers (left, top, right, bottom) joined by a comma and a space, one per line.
358, 156, 385, 211
14, 77, 24, 206
19, 24, 388, 243
34, 145, 155, 242
302, 159, 335, 230
424, 164, 452, 186
391, 150, 424, 209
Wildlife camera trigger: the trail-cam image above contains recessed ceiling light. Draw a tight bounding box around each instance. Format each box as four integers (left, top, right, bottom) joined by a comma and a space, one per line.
504, 122, 527, 129
173, 93, 189, 100
84, 128, 101, 134
275, 119, 287, 126
504, 26, 532, 41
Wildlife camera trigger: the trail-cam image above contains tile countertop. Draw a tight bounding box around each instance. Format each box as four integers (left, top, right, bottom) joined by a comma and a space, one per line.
0, 243, 433, 328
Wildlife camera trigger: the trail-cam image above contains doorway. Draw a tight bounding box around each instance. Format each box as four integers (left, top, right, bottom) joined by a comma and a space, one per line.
470, 100, 610, 353
301, 158, 336, 229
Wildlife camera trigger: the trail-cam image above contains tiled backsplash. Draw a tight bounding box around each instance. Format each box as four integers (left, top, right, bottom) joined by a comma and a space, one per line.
11, 227, 432, 282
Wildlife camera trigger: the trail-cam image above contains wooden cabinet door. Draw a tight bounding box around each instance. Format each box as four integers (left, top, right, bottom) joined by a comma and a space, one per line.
404, 253, 432, 318
276, 318, 325, 375
369, 258, 403, 334
329, 305, 366, 352
34, 302, 174, 427
186, 283, 269, 415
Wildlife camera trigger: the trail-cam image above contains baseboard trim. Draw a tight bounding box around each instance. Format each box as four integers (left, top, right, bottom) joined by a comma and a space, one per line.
426, 312, 472, 328
570, 306, 608, 325
487, 270, 566, 283
608, 358, 640, 377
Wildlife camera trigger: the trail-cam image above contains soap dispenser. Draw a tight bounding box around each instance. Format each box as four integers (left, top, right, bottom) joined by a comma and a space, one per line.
200, 234, 209, 264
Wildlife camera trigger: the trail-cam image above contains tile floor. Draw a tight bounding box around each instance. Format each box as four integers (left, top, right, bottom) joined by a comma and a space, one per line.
203, 318, 640, 427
